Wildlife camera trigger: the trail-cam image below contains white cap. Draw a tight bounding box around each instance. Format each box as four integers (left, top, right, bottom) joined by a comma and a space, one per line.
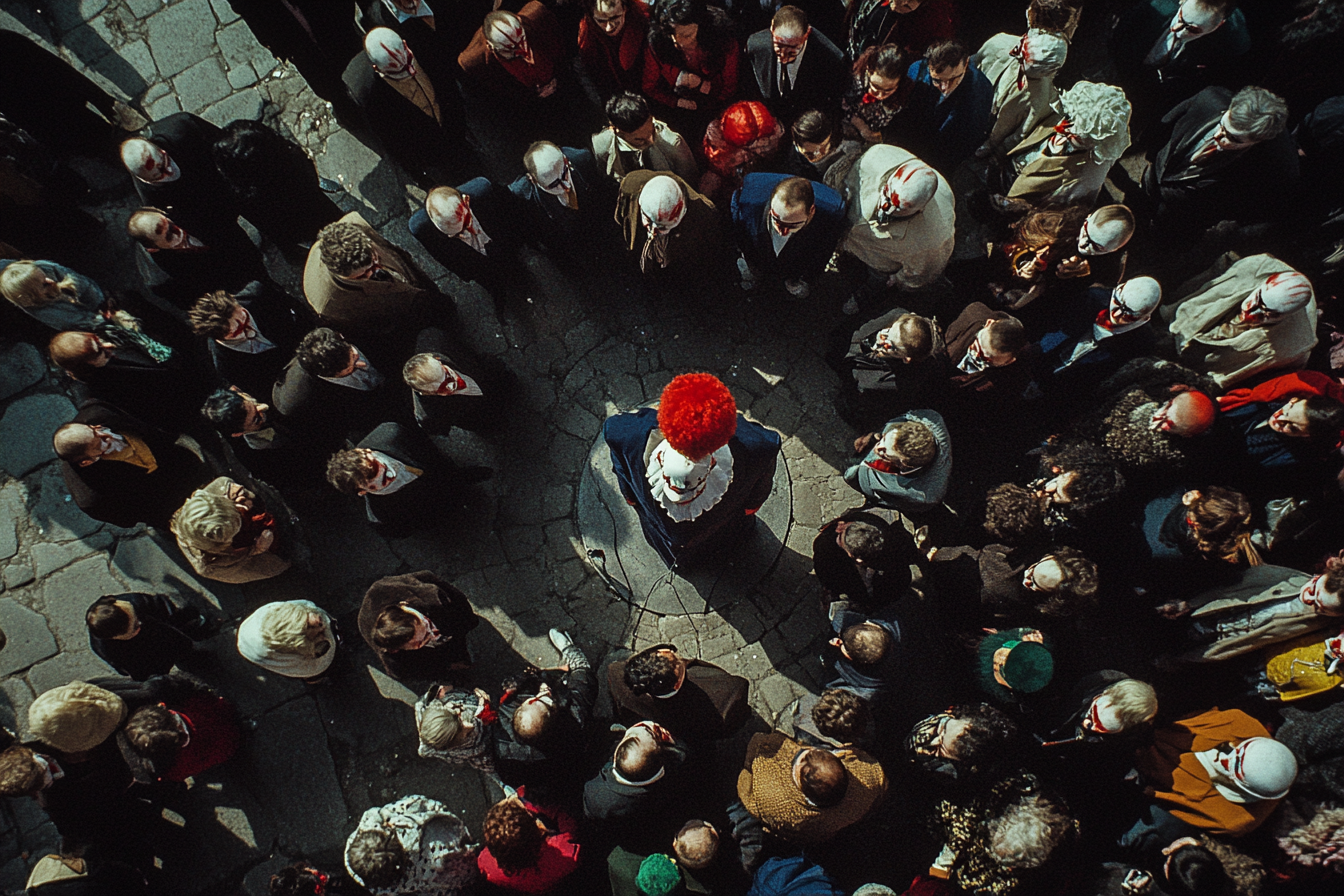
638, 175, 687, 233
1236, 737, 1298, 801
1114, 276, 1162, 317
426, 189, 467, 237
1260, 270, 1314, 314
365, 28, 413, 78
881, 160, 938, 216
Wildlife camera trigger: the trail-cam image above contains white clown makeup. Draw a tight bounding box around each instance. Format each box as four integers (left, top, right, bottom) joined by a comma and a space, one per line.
646, 440, 734, 521
1237, 271, 1312, 324
527, 144, 573, 196
1008, 29, 1067, 90
486, 14, 533, 64
1105, 277, 1162, 326
1081, 695, 1123, 734
122, 139, 180, 184
365, 28, 417, 79
1170, 0, 1226, 43
638, 176, 687, 235
1077, 210, 1133, 256
875, 162, 937, 225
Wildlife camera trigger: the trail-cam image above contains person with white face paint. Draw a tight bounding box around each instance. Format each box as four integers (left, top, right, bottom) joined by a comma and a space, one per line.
458, 4, 565, 104
410, 180, 526, 300
615, 170, 726, 282
841, 144, 955, 313
1003, 80, 1132, 205
1131, 707, 1296, 839
1143, 85, 1298, 231
344, 26, 470, 188
1034, 276, 1162, 399
1052, 204, 1135, 284
973, 28, 1068, 159
1158, 550, 1344, 664
1111, 0, 1250, 136
507, 140, 605, 255
602, 373, 782, 567
119, 113, 245, 251
1168, 254, 1317, 387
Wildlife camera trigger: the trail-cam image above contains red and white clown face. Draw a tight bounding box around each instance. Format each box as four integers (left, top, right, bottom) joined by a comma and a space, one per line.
428, 191, 475, 239
1237, 271, 1312, 325
638, 176, 687, 236
1104, 276, 1162, 326
875, 161, 937, 225
365, 28, 416, 79
486, 13, 534, 64
1170, 0, 1226, 43
526, 143, 573, 195
1046, 117, 1089, 154
121, 138, 179, 184
1201, 737, 1298, 802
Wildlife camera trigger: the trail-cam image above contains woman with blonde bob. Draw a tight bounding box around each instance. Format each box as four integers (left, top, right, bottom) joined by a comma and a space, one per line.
236, 600, 335, 683
170, 476, 291, 584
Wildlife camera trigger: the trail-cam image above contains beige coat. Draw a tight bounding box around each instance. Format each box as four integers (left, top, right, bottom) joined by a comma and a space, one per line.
1169, 254, 1318, 387
842, 144, 955, 287
1005, 119, 1107, 204
591, 120, 698, 185
301, 211, 432, 336
171, 477, 292, 584
976, 33, 1059, 153
1179, 564, 1336, 663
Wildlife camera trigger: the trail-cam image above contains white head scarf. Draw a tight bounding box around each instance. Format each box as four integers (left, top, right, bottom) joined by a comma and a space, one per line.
638, 176, 687, 234
365, 28, 416, 79
1010, 28, 1068, 89
1055, 81, 1132, 164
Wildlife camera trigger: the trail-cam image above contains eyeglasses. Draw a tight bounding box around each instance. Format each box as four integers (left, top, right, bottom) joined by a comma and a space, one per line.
541, 158, 571, 192
928, 68, 965, 91
769, 207, 809, 235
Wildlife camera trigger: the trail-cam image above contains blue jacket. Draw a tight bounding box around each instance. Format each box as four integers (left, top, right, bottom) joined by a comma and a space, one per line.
907, 58, 993, 175
746, 856, 845, 896
731, 172, 846, 282
1036, 286, 1157, 396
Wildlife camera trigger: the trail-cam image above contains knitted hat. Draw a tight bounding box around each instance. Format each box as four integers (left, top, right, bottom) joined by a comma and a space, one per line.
854, 887, 899, 896
1016, 29, 1068, 78
720, 101, 777, 148
1056, 81, 1132, 163
28, 682, 127, 753
172, 488, 242, 553
636, 854, 682, 896
1235, 737, 1298, 800
657, 374, 737, 460
978, 631, 1054, 698
418, 700, 464, 749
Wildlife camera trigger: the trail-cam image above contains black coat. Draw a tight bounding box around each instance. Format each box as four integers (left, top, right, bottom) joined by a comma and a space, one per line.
270, 349, 400, 445
341, 53, 468, 186
60, 401, 209, 528
356, 570, 480, 681
505, 147, 609, 257
495, 666, 597, 787
73, 339, 219, 434
204, 280, 307, 401
409, 177, 525, 295
812, 509, 913, 607
134, 113, 246, 249
88, 592, 202, 681
352, 422, 455, 530
408, 327, 509, 435
743, 27, 847, 125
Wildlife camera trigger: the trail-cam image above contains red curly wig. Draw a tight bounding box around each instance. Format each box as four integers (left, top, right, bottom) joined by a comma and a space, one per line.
720, 101, 776, 148
658, 373, 737, 460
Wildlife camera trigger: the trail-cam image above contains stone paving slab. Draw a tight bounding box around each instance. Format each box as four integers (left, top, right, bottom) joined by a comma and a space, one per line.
0, 600, 57, 678
0, 344, 44, 403
0, 394, 75, 479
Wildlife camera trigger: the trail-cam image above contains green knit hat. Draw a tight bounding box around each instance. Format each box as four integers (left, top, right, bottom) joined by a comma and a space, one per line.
637, 854, 682, 896
978, 630, 1054, 699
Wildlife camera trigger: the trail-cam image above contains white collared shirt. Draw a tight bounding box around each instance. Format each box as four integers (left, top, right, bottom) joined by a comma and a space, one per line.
780, 41, 807, 93
319, 354, 384, 391
364, 450, 420, 495
383, 0, 433, 22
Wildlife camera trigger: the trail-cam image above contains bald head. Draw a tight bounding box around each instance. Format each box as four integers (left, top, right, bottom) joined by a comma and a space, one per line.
1167, 391, 1217, 437
674, 821, 720, 870
119, 137, 178, 184
52, 423, 99, 463
512, 699, 553, 743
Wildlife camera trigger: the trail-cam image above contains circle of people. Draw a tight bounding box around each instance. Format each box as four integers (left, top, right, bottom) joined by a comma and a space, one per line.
1, 1, 1343, 895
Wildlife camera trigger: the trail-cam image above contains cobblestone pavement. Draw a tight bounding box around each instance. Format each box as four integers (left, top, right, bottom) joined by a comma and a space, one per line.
0, 3, 908, 893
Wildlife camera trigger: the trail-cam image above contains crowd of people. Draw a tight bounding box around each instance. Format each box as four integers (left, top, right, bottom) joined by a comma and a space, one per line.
1, 0, 1344, 894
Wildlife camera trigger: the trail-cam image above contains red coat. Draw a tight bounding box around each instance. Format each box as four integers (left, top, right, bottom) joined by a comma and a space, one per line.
477, 793, 581, 893
577, 0, 649, 96
458, 2, 563, 92
164, 693, 241, 782
1217, 370, 1344, 410
642, 36, 739, 111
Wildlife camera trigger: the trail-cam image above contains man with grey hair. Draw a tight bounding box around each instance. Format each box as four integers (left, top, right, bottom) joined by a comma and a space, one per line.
1142, 85, 1299, 231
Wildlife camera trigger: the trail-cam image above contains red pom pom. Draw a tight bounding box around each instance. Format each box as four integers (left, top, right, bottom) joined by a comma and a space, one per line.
658, 373, 737, 459
720, 101, 776, 148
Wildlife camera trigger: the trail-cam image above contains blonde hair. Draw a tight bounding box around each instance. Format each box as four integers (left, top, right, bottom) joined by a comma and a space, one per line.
418, 701, 465, 749
259, 602, 324, 658
402, 353, 443, 393
170, 489, 242, 553
1101, 678, 1158, 728
987, 794, 1074, 870
1, 261, 78, 308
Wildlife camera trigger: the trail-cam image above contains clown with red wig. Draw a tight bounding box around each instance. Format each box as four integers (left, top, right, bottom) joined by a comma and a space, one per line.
603, 373, 782, 566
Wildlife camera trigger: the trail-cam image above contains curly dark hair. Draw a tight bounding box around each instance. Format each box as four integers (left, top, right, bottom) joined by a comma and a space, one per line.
316, 221, 373, 277
812, 688, 871, 742
483, 799, 545, 874
984, 483, 1046, 546
1167, 842, 1230, 896
947, 703, 1019, 777
623, 645, 679, 696
1040, 443, 1126, 515
297, 328, 355, 377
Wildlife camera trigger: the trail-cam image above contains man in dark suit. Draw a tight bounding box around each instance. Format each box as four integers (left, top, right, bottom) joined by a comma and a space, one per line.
1141, 85, 1300, 233
607, 646, 750, 742
357, 570, 481, 681
812, 508, 914, 608
506, 141, 607, 259
342, 27, 471, 187
125, 206, 269, 306
731, 173, 846, 299
743, 6, 846, 127
200, 386, 318, 486
943, 304, 1032, 399
402, 327, 510, 436
85, 593, 214, 681
906, 39, 993, 176
187, 282, 307, 401
410, 182, 525, 298
495, 628, 597, 789
52, 401, 210, 528
583, 721, 688, 835
324, 421, 491, 532
271, 328, 398, 445
1110, 0, 1250, 138
119, 112, 246, 250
